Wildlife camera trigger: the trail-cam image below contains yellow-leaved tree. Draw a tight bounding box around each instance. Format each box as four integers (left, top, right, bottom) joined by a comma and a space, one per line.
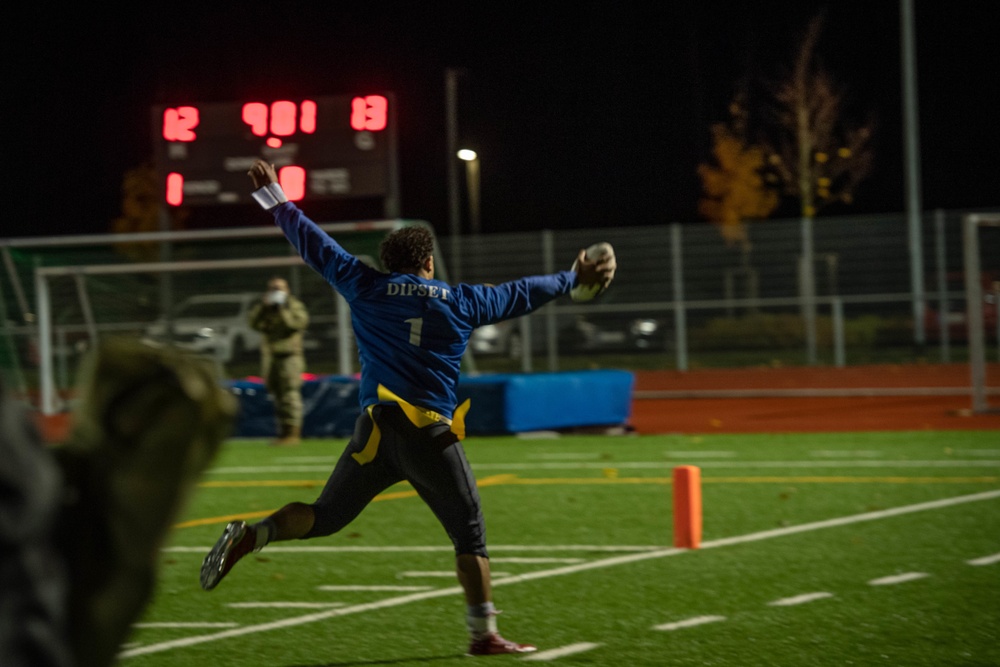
764, 13, 874, 218
111, 163, 188, 262
697, 97, 779, 253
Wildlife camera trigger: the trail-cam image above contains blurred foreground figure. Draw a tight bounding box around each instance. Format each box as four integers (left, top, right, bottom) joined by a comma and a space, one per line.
1, 338, 236, 667
0, 376, 72, 667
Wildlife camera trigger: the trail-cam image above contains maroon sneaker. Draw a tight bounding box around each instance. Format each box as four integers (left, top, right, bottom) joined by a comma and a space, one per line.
467, 632, 537, 656
200, 520, 256, 590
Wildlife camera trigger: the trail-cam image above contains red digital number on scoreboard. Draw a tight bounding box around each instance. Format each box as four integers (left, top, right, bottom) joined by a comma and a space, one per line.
241, 100, 317, 148
162, 106, 199, 142
159, 95, 388, 206
350, 95, 388, 131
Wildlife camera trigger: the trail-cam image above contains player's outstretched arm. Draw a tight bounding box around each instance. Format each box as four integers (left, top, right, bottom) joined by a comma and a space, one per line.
246, 159, 372, 297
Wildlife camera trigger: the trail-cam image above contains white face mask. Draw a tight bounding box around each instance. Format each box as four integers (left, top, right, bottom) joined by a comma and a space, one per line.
267, 290, 288, 305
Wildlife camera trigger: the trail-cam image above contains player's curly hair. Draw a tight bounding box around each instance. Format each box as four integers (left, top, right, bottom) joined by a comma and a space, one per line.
379, 226, 435, 273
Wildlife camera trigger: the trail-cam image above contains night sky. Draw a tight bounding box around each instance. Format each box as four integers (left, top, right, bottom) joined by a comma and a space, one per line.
8, 1, 999, 239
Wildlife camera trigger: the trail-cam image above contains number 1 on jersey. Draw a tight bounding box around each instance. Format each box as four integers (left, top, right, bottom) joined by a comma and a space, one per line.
405, 317, 423, 346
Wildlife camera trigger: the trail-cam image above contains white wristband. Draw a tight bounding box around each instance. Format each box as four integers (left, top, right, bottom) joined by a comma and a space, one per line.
251, 182, 288, 210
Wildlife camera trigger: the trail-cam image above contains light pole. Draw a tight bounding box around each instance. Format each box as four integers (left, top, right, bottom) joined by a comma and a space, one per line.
458, 149, 481, 235
445, 67, 466, 283
900, 0, 925, 348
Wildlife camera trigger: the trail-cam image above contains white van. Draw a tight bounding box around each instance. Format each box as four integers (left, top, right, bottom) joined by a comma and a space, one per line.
143, 293, 263, 363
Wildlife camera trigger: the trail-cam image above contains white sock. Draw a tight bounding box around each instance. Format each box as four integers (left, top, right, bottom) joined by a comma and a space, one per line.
252, 519, 276, 551
467, 602, 498, 638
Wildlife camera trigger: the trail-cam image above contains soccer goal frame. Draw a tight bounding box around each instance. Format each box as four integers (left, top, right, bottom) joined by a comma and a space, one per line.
30, 219, 456, 415
963, 212, 1000, 414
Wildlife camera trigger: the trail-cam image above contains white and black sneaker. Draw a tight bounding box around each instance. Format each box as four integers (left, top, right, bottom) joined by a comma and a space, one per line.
200, 520, 256, 591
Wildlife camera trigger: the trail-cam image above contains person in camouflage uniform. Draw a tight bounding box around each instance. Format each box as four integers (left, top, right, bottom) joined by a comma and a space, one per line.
248, 277, 309, 446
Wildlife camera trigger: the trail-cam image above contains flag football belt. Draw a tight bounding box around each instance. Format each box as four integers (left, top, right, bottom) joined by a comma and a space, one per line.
351, 384, 471, 465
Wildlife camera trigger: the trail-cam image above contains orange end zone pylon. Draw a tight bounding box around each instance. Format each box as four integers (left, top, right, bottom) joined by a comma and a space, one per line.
672, 465, 702, 548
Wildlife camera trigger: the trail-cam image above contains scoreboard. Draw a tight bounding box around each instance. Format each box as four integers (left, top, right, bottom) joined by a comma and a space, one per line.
151, 93, 397, 208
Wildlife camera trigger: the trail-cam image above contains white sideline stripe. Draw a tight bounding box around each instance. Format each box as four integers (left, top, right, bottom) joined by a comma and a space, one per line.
204, 460, 1000, 474
868, 572, 930, 586
967, 552, 1000, 566
522, 642, 602, 661
768, 592, 834, 606
491, 557, 585, 564
120, 489, 1000, 659
516, 431, 561, 439
653, 615, 727, 631
133, 622, 238, 628
318, 585, 434, 592
400, 571, 511, 578
227, 602, 345, 609
811, 450, 883, 457
164, 544, 661, 554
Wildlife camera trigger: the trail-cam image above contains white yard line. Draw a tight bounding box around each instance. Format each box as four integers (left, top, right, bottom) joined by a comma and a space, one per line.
317, 585, 434, 592
473, 461, 1000, 470
227, 602, 345, 609
272, 457, 338, 463
121, 489, 1000, 659
164, 544, 663, 554
521, 642, 602, 661
400, 571, 511, 578
811, 450, 883, 457
652, 616, 727, 631
768, 592, 834, 606
868, 572, 930, 586
527, 452, 597, 459
120, 587, 467, 658
203, 460, 1000, 474
664, 451, 737, 458
491, 557, 585, 564
133, 622, 238, 629
967, 552, 1000, 566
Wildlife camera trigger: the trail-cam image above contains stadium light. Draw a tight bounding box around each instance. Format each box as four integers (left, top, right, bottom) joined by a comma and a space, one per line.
458, 149, 481, 235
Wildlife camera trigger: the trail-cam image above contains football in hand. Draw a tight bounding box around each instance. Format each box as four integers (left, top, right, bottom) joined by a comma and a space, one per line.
570, 242, 616, 302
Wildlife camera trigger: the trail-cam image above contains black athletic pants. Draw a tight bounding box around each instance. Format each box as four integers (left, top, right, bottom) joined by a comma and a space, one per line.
304, 404, 488, 557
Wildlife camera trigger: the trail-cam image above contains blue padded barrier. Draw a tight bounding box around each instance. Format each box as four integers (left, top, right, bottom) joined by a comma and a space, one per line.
229, 376, 361, 438
228, 369, 634, 438
457, 370, 635, 434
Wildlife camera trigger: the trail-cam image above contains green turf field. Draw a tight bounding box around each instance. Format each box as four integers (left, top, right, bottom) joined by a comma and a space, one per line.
122, 431, 999, 666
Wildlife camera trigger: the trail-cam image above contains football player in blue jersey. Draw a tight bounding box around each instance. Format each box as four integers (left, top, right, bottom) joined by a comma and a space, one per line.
200, 159, 615, 656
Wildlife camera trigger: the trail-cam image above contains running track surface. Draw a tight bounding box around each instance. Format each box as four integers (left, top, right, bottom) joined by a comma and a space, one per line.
630, 363, 1000, 433
34, 363, 999, 440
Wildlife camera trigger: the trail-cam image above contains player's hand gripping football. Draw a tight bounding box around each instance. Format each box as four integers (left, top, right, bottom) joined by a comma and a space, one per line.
574, 247, 616, 291
248, 159, 279, 189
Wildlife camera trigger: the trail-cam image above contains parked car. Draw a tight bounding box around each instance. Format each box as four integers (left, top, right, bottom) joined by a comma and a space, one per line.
558, 312, 670, 353
469, 321, 526, 359
142, 293, 263, 363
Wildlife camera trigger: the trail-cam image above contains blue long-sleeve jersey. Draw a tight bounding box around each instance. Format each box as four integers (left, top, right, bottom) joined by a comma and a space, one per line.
271, 203, 577, 418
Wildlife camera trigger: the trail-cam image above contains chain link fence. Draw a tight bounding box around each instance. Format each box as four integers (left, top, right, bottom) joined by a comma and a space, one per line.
2, 209, 997, 411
